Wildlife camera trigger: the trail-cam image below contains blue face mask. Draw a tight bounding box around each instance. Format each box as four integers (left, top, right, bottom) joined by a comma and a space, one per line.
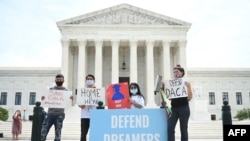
130, 88, 138, 95
86, 80, 94, 86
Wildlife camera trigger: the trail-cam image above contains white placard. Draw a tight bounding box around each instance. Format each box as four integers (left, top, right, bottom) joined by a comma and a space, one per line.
164, 78, 188, 99
41, 90, 72, 108
77, 87, 106, 105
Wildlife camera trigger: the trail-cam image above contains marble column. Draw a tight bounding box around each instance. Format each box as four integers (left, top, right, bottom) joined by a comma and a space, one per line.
61, 39, 70, 87
172, 47, 177, 67
129, 40, 138, 83
94, 40, 103, 87
178, 41, 187, 70
65, 40, 84, 120
111, 40, 120, 83
162, 40, 171, 80
146, 40, 157, 107
77, 40, 86, 89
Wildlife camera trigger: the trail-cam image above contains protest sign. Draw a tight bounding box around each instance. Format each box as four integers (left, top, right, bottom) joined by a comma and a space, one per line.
164, 78, 188, 99
41, 90, 72, 108
90, 109, 167, 141
77, 87, 105, 105
106, 82, 130, 109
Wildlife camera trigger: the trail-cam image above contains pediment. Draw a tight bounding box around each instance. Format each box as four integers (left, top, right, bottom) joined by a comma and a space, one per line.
57, 3, 191, 26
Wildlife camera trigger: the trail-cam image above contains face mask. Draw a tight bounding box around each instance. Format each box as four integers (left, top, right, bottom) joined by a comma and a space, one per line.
56, 81, 63, 86
86, 80, 94, 86
130, 88, 138, 95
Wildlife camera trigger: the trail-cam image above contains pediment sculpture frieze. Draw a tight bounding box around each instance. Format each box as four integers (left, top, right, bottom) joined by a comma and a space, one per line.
66, 8, 181, 25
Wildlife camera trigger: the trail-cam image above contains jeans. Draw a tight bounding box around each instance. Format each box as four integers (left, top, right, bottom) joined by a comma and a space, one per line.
41, 113, 65, 141
80, 118, 90, 141
168, 104, 190, 141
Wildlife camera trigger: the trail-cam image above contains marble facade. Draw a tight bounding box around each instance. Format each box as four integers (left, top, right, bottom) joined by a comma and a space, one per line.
0, 4, 250, 121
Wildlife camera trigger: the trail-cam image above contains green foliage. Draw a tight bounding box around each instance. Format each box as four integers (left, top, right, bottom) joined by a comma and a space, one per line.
0, 106, 9, 121
234, 108, 250, 120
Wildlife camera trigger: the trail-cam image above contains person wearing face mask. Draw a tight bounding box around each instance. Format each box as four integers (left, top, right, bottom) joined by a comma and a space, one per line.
167, 64, 193, 141
129, 82, 145, 109
78, 74, 96, 141
41, 74, 73, 141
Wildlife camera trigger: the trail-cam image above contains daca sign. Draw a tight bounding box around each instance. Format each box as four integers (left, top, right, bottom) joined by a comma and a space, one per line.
164, 78, 188, 99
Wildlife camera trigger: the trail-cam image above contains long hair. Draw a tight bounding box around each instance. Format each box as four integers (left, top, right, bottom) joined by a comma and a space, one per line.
14, 110, 22, 117
129, 82, 144, 99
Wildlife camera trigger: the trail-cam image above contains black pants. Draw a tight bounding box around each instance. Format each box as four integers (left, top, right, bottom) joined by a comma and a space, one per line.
168, 104, 190, 141
80, 118, 90, 141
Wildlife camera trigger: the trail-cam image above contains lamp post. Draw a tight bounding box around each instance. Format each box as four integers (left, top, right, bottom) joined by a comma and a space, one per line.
122, 61, 126, 70
122, 47, 126, 70
23, 109, 26, 121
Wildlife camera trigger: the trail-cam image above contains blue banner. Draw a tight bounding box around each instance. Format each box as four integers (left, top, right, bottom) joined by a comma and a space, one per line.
90, 108, 167, 141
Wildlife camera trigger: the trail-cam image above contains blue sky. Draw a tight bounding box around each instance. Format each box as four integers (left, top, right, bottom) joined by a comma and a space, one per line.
0, 0, 250, 68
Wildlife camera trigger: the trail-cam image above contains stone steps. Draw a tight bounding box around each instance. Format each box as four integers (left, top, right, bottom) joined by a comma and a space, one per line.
0, 121, 221, 140
1, 120, 249, 140
0, 121, 81, 140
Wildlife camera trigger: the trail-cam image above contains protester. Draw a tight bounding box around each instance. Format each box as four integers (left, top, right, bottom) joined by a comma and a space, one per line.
78, 74, 97, 141
167, 64, 193, 141
129, 82, 145, 109
41, 74, 73, 141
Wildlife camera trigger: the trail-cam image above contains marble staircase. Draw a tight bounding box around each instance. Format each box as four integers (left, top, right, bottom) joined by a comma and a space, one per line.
0, 119, 249, 140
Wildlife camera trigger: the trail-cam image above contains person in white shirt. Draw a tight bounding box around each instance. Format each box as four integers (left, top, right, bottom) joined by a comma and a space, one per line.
129, 82, 145, 109
78, 74, 96, 141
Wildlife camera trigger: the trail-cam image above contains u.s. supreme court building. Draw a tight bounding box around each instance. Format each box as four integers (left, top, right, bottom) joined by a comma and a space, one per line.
1, 4, 250, 122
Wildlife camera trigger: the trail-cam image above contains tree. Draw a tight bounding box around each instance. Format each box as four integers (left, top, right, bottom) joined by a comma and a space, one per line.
234, 108, 250, 120
0, 106, 8, 121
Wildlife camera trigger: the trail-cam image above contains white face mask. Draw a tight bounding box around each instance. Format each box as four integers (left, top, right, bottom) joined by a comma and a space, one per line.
130, 88, 138, 95
86, 80, 94, 86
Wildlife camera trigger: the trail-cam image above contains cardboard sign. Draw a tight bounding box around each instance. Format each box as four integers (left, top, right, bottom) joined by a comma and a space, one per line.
77, 87, 106, 105
41, 90, 72, 108
154, 75, 162, 92
164, 78, 188, 99
89, 109, 167, 141
106, 82, 130, 109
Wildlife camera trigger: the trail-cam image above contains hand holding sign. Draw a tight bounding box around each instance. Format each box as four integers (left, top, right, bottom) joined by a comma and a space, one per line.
164, 78, 188, 99
77, 88, 105, 106
41, 90, 72, 108
106, 83, 130, 109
